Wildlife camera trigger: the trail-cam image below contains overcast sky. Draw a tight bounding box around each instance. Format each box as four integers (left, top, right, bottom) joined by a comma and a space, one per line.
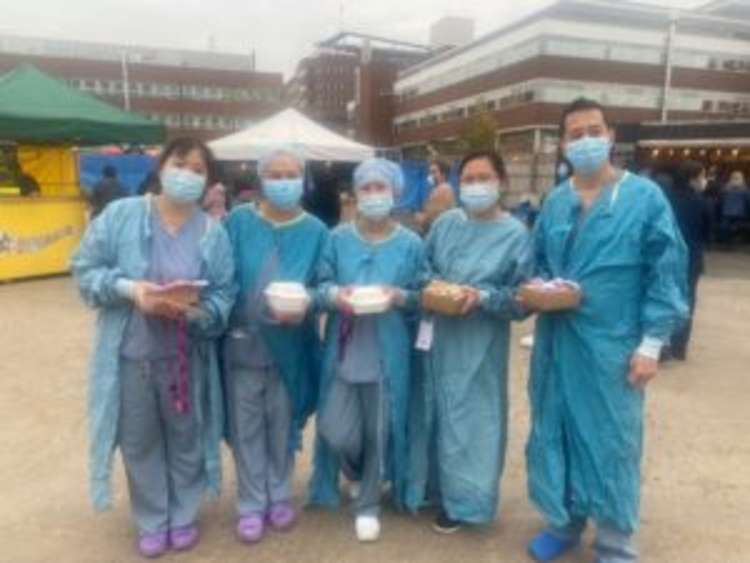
3, 0, 700, 78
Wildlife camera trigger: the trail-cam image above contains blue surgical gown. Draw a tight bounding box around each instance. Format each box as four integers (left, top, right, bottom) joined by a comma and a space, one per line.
526, 172, 688, 534
406, 208, 533, 524
71, 195, 236, 511
224, 205, 329, 449
308, 222, 426, 509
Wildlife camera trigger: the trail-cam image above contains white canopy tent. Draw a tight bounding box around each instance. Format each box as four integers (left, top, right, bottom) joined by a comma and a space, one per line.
209, 108, 375, 162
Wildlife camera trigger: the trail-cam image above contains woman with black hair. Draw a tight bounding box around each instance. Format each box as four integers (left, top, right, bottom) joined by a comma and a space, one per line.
407, 151, 533, 533
72, 138, 236, 558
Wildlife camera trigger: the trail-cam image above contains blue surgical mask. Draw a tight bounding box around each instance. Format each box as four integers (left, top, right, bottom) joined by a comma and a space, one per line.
460, 182, 499, 212
160, 167, 206, 204
262, 178, 303, 210
564, 136, 611, 177
358, 193, 394, 220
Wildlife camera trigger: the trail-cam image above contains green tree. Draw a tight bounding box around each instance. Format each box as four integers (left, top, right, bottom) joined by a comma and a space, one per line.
462, 105, 498, 152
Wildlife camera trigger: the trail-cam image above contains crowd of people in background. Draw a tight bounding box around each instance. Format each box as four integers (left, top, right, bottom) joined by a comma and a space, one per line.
85, 138, 750, 257
651, 164, 750, 247
648, 162, 749, 359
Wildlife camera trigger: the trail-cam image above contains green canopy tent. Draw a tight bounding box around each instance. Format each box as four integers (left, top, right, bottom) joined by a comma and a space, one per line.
0, 64, 164, 145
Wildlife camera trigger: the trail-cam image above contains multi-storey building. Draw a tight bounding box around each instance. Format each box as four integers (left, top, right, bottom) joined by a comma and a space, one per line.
392, 0, 750, 197
286, 32, 433, 146
0, 34, 283, 141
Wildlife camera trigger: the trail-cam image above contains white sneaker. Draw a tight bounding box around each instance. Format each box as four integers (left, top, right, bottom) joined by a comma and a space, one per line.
355, 515, 381, 542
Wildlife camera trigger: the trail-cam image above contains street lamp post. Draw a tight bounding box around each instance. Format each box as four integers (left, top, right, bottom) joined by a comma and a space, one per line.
120, 50, 131, 111
661, 11, 678, 124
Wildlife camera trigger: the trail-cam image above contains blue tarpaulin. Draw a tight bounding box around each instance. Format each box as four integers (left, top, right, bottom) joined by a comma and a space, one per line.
397, 159, 459, 212
398, 159, 429, 212
80, 154, 156, 196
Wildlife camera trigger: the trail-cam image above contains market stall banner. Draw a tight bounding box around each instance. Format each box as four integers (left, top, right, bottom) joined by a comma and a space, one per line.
0, 198, 87, 280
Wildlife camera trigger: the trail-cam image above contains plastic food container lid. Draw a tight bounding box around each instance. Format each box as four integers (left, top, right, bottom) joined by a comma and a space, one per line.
264, 281, 308, 299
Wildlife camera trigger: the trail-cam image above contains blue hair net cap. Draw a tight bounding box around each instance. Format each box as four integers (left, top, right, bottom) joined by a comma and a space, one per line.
257, 145, 306, 177
353, 158, 404, 197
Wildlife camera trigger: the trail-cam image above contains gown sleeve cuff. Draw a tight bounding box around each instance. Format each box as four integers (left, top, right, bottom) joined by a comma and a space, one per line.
115, 278, 136, 300
327, 286, 340, 306
637, 336, 664, 360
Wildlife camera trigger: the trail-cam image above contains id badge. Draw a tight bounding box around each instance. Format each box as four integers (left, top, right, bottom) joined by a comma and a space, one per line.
415, 318, 435, 351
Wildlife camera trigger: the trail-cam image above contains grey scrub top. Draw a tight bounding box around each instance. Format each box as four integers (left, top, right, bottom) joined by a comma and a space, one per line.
120, 208, 205, 361
337, 316, 382, 384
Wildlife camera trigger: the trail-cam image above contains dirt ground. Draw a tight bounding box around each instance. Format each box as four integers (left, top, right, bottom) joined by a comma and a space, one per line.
1, 252, 749, 563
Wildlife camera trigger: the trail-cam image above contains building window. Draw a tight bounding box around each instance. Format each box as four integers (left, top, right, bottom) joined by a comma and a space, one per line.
441, 108, 465, 121
722, 58, 750, 73
419, 115, 438, 126
544, 37, 607, 60
717, 100, 750, 116
608, 44, 661, 65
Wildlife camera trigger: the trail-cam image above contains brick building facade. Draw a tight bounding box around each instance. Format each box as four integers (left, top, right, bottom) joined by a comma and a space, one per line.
0, 34, 283, 142
392, 0, 750, 199
285, 33, 433, 147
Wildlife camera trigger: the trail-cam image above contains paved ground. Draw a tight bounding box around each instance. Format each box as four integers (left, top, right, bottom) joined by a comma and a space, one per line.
1, 252, 749, 563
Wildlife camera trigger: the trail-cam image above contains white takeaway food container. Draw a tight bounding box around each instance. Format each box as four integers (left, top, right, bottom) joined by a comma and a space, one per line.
264, 282, 311, 315
347, 286, 391, 315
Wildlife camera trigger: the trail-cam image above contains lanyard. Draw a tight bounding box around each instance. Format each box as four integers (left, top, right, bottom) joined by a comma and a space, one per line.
170, 316, 190, 415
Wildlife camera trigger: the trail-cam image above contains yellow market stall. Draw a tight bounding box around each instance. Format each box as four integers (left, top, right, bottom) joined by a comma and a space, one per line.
0, 65, 164, 281
0, 145, 87, 279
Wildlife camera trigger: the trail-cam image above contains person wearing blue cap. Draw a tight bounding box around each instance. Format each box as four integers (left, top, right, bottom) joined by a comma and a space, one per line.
223, 145, 329, 545
308, 157, 426, 543
406, 150, 533, 534
526, 98, 687, 563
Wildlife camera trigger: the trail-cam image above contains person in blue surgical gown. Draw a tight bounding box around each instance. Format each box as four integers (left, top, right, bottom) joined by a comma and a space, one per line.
308, 158, 425, 543
406, 150, 533, 535
223, 146, 328, 545
525, 98, 687, 563
72, 137, 235, 559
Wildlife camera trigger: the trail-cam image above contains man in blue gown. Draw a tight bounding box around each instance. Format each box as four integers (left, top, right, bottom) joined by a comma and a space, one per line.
526, 98, 688, 563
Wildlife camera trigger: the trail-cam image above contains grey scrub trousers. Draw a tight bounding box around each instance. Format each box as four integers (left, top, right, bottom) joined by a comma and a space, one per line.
118, 360, 205, 533
224, 330, 295, 516
317, 317, 389, 517
118, 209, 206, 534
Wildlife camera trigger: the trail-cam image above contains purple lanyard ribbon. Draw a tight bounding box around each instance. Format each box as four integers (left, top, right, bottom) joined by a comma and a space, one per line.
169, 316, 191, 415
337, 314, 355, 363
